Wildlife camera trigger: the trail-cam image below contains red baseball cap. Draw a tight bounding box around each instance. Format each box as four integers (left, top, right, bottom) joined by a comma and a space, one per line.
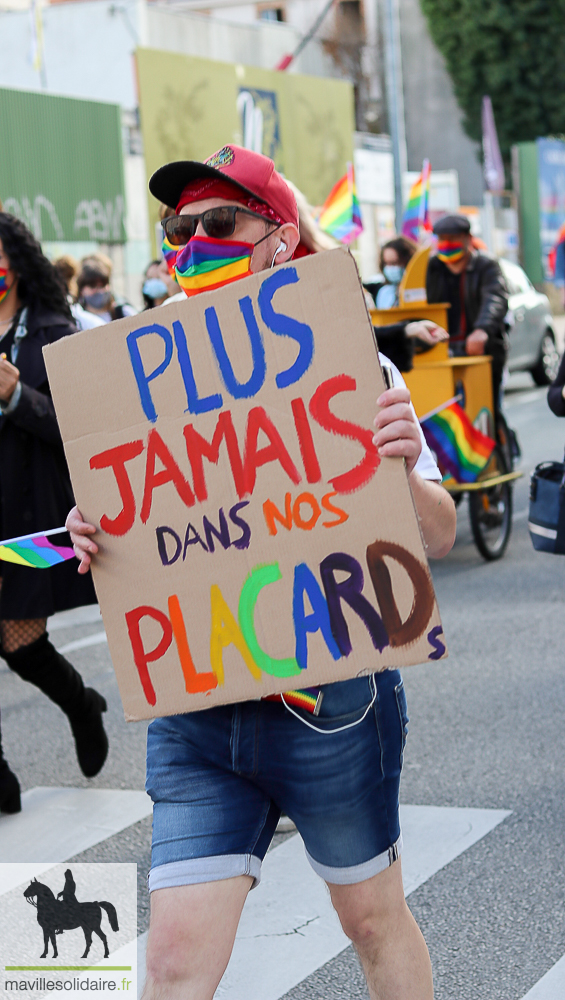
149, 145, 299, 229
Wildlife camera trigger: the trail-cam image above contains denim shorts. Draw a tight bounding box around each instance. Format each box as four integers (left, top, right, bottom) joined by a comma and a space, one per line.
146, 669, 408, 891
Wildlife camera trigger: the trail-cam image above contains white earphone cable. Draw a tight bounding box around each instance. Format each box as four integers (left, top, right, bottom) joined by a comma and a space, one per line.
280, 674, 377, 734
270, 242, 287, 268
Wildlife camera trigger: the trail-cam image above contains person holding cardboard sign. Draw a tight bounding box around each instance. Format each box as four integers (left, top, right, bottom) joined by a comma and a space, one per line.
66, 146, 456, 1000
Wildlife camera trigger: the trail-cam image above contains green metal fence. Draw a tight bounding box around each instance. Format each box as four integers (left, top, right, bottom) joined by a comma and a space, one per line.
513, 141, 544, 286
0, 88, 126, 244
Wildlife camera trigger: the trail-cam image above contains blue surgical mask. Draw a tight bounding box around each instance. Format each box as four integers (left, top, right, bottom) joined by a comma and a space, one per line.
83, 289, 112, 310
383, 264, 404, 285
143, 278, 168, 300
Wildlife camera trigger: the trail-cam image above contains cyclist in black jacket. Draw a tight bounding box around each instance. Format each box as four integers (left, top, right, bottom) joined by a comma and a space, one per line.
426, 215, 509, 412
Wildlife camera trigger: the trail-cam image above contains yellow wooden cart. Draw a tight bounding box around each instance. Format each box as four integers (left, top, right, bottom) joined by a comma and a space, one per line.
370, 247, 521, 560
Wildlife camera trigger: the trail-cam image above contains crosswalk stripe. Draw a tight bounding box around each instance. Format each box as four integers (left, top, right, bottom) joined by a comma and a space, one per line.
521, 954, 565, 999
0, 863, 63, 896
48, 608, 103, 632
136, 803, 510, 1000
0, 787, 152, 863
56, 632, 107, 654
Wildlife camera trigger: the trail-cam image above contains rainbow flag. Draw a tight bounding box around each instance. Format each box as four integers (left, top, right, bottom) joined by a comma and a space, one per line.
175, 237, 252, 297
0, 527, 75, 568
421, 400, 495, 484
402, 159, 431, 241
264, 687, 323, 715
318, 163, 363, 245
161, 235, 179, 276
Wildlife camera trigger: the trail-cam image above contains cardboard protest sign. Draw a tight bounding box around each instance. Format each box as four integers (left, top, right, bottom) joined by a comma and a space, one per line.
44, 248, 446, 721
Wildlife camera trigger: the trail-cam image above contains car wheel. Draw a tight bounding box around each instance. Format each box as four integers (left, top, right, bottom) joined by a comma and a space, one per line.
530, 330, 560, 385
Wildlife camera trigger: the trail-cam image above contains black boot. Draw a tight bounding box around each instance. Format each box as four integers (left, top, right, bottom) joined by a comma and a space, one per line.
0, 711, 21, 814
4, 634, 109, 778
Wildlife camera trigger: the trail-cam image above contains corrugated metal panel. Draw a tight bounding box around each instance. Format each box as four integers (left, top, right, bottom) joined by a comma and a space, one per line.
515, 142, 543, 285
0, 88, 126, 243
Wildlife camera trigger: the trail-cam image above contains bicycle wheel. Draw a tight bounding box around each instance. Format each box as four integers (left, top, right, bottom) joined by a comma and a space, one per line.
468, 446, 513, 561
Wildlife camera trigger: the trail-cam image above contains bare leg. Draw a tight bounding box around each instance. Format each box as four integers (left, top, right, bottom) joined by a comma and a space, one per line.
328, 859, 433, 1000
142, 876, 252, 1000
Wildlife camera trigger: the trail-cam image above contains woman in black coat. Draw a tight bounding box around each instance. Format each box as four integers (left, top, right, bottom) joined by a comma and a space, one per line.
0, 214, 108, 813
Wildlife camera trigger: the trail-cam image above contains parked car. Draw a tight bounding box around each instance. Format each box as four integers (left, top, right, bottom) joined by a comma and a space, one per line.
499, 258, 560, 385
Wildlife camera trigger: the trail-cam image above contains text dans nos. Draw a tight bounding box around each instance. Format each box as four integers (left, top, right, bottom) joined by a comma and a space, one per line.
155, 492, 349, 564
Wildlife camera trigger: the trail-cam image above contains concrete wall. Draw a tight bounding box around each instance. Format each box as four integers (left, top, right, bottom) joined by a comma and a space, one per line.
145, 4, 335, 77
396, 0, 484, 205
0, 0, 335, 109
0, 0, 140, 106
161, 0, 342, 42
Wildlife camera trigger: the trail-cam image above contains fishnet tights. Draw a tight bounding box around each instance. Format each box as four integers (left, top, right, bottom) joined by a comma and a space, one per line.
0, 581, 46, 653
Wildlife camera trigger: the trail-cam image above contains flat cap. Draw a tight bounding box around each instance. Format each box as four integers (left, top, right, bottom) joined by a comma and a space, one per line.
433, 214, 471, 236
433, 215, 471, 236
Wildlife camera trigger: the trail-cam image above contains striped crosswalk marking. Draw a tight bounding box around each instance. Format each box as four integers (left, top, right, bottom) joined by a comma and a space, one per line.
57, 632, 107, 655
520, 954, 565, 999
0, 787, 152, 863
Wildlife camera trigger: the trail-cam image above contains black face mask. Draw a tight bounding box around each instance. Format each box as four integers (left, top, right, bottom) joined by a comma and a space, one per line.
83, 290, 112, 310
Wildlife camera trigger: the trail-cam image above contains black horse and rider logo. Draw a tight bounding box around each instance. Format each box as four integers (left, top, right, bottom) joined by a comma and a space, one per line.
24, 869, 119, 960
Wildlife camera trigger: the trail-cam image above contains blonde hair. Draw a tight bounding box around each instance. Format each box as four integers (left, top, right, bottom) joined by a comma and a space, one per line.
158, 203, 175, 221
80, 251, 113, 277
53, 255, 79, 299
284, 179, 339, 254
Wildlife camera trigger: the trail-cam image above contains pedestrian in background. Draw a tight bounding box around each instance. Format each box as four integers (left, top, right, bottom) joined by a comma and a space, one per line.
373, 236, 418, 309
0, 213, 109, 814
364, 235, 448, 371
77, 255, 137, 323
53, 255, 104, 331
142, 260, 174, 309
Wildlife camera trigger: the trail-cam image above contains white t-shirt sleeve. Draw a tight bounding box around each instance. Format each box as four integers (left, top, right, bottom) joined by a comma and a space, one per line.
377, 353, 442, 482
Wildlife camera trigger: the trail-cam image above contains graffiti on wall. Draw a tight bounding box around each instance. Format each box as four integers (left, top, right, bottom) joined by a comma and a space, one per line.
3, 195, 125, 243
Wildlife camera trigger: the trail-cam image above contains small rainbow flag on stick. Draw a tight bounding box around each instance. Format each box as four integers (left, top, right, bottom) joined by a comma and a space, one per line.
318, 163, 363, 244
402, 159, 431, 242
0, 527, 75, 568
421, 398, 495, 484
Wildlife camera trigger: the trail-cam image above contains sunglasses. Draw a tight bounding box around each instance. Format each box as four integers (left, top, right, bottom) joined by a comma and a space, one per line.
162, 206, 276, 246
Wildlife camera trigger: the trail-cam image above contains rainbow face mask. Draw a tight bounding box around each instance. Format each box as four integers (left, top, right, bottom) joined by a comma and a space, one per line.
161, 235, 179, 277
0, 268, 12, 305
436, 240, 466, 264
174, 236, 253, 298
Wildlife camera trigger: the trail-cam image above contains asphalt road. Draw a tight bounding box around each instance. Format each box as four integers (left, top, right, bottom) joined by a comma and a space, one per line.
2, 373, 565, 999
